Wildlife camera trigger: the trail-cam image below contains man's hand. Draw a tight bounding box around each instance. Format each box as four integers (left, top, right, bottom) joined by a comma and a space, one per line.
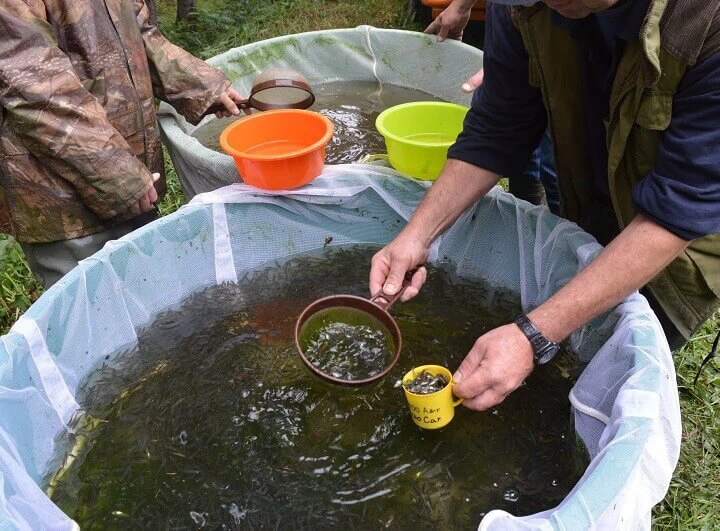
370, 234, 429, 300
424, 0, 474, 42
451, 214, 689, 412
368, 160, 501, 301
453, 323, 534, 411
136, 172, 160, 213
461, 69, 484, 93
214, 88, 247, 118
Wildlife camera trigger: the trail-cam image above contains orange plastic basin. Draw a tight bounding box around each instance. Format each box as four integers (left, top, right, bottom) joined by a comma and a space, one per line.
220, 109, 334, 190
422, 0, 487, 20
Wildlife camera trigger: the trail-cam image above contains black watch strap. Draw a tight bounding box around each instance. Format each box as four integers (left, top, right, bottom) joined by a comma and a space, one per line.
514, 314, 560, 365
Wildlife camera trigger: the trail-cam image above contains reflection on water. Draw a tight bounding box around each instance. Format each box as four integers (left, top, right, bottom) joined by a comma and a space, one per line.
49, 247, 587, 529
191, 81, 444, 164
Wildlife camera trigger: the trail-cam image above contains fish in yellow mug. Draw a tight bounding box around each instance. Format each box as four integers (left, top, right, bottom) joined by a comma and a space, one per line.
402, 365, 463, 429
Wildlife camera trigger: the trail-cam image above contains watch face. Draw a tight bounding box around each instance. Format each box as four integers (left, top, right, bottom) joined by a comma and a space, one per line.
515, 315, 559, 365
535, 344, 560, 365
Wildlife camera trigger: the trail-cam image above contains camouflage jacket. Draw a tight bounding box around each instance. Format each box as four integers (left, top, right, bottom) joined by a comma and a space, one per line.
0, 0, 231, 243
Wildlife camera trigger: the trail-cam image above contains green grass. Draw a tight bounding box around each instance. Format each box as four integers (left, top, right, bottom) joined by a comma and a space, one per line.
157, 152, 186, 217
0, 236, 41, 329
655, 317, 720, 530
156, 0, 417, 59
0, 0, 718, 527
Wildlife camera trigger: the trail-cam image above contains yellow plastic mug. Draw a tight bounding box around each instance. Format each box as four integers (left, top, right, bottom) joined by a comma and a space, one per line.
402, 365, 463, 429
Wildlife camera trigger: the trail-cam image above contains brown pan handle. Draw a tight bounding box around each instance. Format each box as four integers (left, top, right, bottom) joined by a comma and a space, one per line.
201, 99, 252, 118
370, 269, 418, 312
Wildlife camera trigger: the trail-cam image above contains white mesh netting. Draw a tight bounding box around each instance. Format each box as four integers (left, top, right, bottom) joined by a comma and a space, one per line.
1, 166, 680, 529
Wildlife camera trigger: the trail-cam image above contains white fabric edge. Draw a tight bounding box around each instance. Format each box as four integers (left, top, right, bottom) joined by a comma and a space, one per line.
569, 389, 611, 426
9, 318, 79, 429
361, 25, 381, 83
0, 441, 77, 531
83, 241, 142, 344
212, 203, 238, 284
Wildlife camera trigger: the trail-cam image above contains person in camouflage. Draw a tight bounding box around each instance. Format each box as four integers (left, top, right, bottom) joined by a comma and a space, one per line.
0, 0, 244, 288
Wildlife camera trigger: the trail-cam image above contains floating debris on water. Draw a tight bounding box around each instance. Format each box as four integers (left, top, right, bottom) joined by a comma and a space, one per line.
189, 511, 207, 527
404, 370, 448, 395
503, 489, 520, 503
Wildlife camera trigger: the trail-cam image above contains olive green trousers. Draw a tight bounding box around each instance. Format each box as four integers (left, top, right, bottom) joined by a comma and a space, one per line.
21, 212, 157, 290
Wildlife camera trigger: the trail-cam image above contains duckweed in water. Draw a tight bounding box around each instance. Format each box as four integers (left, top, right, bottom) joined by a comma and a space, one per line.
48, 247, 587, 529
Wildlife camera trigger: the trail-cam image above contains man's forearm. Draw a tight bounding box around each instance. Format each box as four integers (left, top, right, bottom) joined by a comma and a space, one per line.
404, 159, 501, 246
134, 0, 231, 124
528, 214, 689, 342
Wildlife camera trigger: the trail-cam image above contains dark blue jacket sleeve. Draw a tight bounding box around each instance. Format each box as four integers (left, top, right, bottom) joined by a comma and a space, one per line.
447, 3, 547, 178
632, 52, 720, 240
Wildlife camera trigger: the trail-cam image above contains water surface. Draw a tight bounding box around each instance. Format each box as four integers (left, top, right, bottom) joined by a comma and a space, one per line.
48, 247, 587, 529
191, 81, 444, 164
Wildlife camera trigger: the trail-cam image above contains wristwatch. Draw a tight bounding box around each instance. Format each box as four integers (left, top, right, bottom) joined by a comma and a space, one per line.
514, 314, 560, 365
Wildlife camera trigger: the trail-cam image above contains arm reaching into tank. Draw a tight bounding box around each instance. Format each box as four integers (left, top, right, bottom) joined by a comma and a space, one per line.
527, 215, 689, 341
370, 167, 688, 412
369, 158, 500, 299
132, 0, 240, 123
452, 214, 689, 411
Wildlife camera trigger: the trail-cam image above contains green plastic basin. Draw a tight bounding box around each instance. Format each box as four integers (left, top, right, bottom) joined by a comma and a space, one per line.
375, 101, 469, 180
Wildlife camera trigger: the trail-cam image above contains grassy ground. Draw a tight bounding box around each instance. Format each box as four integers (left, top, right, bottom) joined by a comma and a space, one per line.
655, 317, 720, 530
158, 0, 417, 59
0, 237, 41, 328
0, 0, 718, 527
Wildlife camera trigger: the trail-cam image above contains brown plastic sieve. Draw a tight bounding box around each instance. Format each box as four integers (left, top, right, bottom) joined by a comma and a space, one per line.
294, 273, 413, 386
203, 68, 315, 117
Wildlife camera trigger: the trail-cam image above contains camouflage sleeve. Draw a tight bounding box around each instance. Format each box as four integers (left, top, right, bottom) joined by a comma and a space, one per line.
133, 0, 232, 125
0, 6, 154, 220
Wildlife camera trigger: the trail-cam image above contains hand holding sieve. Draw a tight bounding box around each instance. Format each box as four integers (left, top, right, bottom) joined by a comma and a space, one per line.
294, 271, 416, 387
203, 69, 315, 117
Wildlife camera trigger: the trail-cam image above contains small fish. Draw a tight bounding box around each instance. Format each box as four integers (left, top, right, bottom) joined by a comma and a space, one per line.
404, 370, 448, 395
